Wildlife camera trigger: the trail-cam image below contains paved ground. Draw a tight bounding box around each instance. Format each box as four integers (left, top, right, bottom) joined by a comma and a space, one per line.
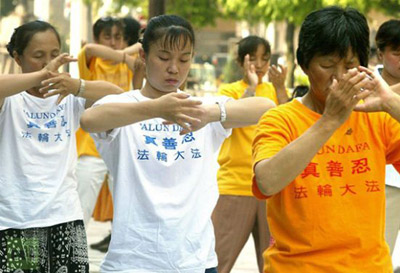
86, 219, 400, 273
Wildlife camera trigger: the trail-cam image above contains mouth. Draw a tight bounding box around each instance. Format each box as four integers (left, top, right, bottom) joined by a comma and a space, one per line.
165, 79, 179, 85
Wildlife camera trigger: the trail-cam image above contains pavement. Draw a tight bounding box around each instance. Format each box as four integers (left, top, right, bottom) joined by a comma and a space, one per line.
86, 219, 400, 273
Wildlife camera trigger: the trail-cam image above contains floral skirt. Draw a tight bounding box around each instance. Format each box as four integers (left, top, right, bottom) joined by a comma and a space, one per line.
0, 220, 88, 273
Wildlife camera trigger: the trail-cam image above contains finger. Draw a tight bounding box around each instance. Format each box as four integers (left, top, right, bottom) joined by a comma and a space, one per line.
40, 82, 61, 94
342, 72, 367, 98
341, 67, 359, 84
41, 76, 61, 87
244, 54, 250, 71
56, 94, 67, 105
358, 66, 375, 80
181, 98, 202, 106
162, 120, 174, 125
43, 89, 61, 98
173, 92, 190, 99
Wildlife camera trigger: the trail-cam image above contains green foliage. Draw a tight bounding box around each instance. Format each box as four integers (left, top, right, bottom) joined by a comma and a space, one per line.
167, 0, 220, 27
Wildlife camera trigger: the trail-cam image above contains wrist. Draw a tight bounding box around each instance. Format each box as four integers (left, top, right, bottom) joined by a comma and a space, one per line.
383, 93, 400, 115
215, 101, 227, 122
75, 79, 85, 97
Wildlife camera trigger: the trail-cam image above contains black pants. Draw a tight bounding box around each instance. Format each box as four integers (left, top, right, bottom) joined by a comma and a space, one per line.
0, 220, 89, 273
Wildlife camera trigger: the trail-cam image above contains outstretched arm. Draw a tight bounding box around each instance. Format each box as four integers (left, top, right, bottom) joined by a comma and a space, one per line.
0, 53, 75, 109
80, 92, 204, 133
39, 73, 123, 106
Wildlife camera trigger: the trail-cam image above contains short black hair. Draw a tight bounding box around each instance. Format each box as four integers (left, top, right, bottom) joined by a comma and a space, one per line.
122, 16, 141, 46
376, 20, 400, 51
237, 36, 271, 65
141, 14, 195, 54
93, 16, 124, 41
7, 20, 61, 58
296, 6, 370, 68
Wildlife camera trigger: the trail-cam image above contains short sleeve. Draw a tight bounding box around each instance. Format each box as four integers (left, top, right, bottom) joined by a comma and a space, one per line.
252, 109, 293, 199
217, 83, 240, 99
383, 114, 400, 164
78, 47, 93, 80
90, 93, 136, 143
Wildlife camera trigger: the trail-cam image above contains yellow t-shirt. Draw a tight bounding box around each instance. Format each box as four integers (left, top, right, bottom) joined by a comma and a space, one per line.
252, 99, 400, 273
217, 80, 279, 196
76, 47, 133, 158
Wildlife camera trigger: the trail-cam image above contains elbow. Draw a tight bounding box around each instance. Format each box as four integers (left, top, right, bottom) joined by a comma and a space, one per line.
80, 112, 95, 133
254, 162, 280, 196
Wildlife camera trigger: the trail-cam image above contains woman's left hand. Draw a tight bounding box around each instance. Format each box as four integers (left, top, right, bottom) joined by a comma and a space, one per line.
353, 66, 395, 113
39, 71, 80, 104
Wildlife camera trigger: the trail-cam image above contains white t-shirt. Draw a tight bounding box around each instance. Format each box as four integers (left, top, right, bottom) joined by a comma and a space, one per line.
0, 92, 86, 230
91, 91, 231, 273
375, 65, 400, 188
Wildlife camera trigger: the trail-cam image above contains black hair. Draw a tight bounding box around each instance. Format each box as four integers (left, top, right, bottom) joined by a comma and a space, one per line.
93, 16, 124, 41
376, 20, 400, 52
237, 36, 271, 65
296, 6, 370, 68
141, 14, 195, 54
122, 16, 141, 46
6, 20, 61, 58
289, 85, 309, 101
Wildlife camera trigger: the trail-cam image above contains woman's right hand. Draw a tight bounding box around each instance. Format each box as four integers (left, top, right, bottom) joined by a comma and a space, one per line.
44, 53, 77, 73
322, 68, 373, 126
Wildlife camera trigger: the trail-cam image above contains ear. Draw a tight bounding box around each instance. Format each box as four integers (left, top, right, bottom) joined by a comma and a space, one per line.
13, 51, 22, 67
377, 49, 383, 61
139, 48, 146, 63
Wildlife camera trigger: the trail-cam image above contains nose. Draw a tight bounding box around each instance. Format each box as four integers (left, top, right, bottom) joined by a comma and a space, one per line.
333, 65, 347, 81
167, 61, 178, 74
255, 58, 263, 68
42, 55, 52, 69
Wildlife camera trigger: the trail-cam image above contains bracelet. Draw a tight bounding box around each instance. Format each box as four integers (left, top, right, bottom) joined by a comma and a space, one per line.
216, 101, 227, 122
76, 79, 85, 97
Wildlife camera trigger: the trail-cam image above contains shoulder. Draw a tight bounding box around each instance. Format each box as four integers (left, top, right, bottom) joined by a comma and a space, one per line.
93, 90, 141, 107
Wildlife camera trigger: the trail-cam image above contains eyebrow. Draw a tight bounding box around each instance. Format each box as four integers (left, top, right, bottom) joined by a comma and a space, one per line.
158, 49, 192, 55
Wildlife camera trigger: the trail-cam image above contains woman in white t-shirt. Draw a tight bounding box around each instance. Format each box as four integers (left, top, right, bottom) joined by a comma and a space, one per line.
80, 15, 275, 273
375, 19, 400, 257
0, 20, 122, 273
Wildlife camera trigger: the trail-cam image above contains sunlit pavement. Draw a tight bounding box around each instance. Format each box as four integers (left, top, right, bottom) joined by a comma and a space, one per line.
86, 219, 400, 273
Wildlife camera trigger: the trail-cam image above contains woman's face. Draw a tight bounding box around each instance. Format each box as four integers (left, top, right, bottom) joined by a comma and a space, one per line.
302, 49, 360, 104
97, 25, 123, 50
242, 44, 270, 83
141, 36, 193, 96
379, 46, 400, 84
15, 29, 60, 74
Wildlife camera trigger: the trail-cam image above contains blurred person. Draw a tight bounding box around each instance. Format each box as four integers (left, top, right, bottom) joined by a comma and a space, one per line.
375, 19, 400, 257
0, 20, 122, 272
253, 6, 400, 272
75, 16, 138, 252
212, 35, 288, 273
80, 14, 275, 273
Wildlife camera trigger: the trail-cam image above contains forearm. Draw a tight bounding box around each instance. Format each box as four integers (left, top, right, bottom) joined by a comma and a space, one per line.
222, 97, 276, 128
275, 85, 289, 104
385, 93, 400, 123
0, 70, 47, 99
123, 43, 141, 55
85, 44, 124, 63
80, 81, 124, 102
255, 117, 339, 196
81, 100, 158, 133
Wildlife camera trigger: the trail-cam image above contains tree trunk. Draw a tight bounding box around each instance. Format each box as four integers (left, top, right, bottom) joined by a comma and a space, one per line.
149, 0, 166, 19
285, 20, 296, 88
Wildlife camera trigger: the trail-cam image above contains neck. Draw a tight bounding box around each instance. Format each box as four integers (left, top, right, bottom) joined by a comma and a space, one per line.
381, 68, 400, 86
301, 91, 325, 114
140, 81, 176, 99
26, 87, 45, 98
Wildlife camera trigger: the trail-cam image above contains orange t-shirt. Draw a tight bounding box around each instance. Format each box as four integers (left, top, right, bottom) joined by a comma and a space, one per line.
217, 80, 279, 196
76, 47, 133, 158
252, 99, 400, 273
